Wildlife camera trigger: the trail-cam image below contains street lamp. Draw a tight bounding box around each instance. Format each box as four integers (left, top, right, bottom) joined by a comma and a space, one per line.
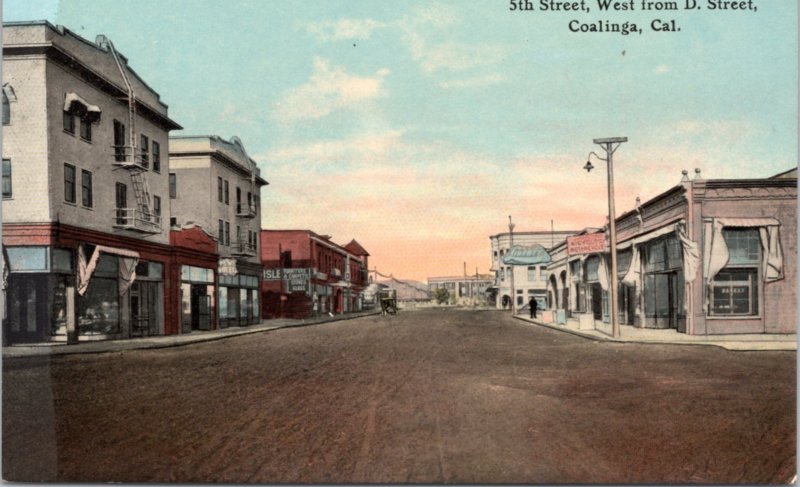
585, 137, 627, 338
508, 215, 516, 314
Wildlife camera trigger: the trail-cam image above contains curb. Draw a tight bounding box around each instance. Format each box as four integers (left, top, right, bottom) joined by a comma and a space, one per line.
2, 311, 382, 359
512, 315, 797, 352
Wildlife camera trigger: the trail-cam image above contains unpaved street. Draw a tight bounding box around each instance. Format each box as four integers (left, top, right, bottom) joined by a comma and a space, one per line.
3, 308, 796, 483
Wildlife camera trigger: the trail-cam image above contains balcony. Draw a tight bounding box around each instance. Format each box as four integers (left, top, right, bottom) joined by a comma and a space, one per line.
113, 208, 161, 234
231, 239, 257, 257
111, 146, 149, 171
235, 204, 258, 219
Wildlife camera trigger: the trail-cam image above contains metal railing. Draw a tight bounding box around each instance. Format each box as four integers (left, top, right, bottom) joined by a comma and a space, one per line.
236, 204, 258, 218
113, 208, 161, 233
111, 145, 150, 171
231, 239, 257, 256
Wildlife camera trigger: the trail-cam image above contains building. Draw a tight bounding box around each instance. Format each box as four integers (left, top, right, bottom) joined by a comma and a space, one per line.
489, 230, 577, 310
260, 230, 369, 319
427, 274, 495, 305
169, 135, 268, 328
548, 169, 797, 335
2, 22, 182, 344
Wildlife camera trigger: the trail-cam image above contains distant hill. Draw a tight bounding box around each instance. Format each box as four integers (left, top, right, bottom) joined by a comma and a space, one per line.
377, 278, 429, 301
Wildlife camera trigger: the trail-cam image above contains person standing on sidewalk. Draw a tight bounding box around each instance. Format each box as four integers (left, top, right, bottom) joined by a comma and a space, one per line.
529, 297, 538, 319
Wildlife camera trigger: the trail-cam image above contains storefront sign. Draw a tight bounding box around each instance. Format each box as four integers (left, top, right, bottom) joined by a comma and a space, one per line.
567, 233, 606, 255
263, 268, 311, 293
218, 258, 238, 276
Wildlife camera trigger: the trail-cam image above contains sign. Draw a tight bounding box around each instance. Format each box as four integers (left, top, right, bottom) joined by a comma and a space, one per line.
567, 233, 606, 256
218, 258, 238, 276
263, 268, 311, 293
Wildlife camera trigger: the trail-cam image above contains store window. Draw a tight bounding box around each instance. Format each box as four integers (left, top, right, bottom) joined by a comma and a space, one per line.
710, 229, 760, 316
78, 255, 119, 335
585, 256, 599, 281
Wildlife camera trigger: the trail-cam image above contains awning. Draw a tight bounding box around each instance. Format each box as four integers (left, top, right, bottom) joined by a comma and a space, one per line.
63, 92, 101, 122
78, 244, 139, 296
617, 220, 683, 250
502, 244, 551, 266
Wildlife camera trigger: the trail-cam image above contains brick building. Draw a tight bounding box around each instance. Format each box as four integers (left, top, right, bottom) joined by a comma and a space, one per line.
169, 135, 267, 328
2, 22, 182, 343
260, 230, 369, 319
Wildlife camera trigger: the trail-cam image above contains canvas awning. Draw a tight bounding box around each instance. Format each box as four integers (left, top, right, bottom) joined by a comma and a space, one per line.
64, 92, 101, 122
502, 244, 551, 266
78, 244, 139, 296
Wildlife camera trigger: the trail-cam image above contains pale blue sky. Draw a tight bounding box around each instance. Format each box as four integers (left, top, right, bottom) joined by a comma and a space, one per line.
4, 0, 797, 279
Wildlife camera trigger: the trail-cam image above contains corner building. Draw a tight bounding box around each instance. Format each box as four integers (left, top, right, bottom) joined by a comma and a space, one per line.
2, 22, 181, 344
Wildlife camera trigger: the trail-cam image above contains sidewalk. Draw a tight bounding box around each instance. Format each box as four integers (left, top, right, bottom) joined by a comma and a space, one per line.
2, 310, 381, 359
514, 314, 797, 351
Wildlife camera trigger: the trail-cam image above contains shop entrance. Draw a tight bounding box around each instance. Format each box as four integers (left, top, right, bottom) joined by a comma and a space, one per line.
5, 274, 50, 343
644, 271, 684, 329
191, 285, 211, 331
591, 283, 602, 320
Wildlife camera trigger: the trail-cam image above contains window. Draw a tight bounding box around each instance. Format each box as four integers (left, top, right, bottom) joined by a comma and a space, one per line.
113, 120, 126, 162
500, 268, 505, 281
224, 221, 230, 246
527, 266, 536, 281
169, 173, 177, 199
152, 141, 160, 172
711, 270, 758, 316
2, 91, 9, 125
224, 180, 229, 205
79, 117, 92, 141
236, 187, 242, 213
494, 250, 498, 258
709, 229, 761, 317
115, 183, 127, 224
2, 159, 11, 198
153, 195, 161, 218
247, 191, 252, 210
539, 266, 547, 281
81, 169, 93, 208
585, 257, 599, 281
64, 164, 76, 203
218, 219, 224, 244
63, 110, 75, 134
140, 134, 149, 168
217, 177, 223, 202
170, 217, 177, 227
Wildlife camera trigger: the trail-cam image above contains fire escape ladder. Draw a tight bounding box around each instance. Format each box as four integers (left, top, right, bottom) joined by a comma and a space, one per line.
130, 170, 153, 217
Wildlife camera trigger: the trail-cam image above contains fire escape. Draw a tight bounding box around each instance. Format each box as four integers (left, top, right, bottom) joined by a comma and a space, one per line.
232, 138, 258, 256
101, 36, 160, 234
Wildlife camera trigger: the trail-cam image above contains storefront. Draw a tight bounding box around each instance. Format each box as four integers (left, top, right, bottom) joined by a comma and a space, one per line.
180, 265, 215, 333
219, 272, 260, 327
4, 241, 167, 344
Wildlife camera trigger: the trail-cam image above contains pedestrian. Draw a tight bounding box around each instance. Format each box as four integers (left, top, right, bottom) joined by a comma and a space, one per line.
529, 296, 538, 319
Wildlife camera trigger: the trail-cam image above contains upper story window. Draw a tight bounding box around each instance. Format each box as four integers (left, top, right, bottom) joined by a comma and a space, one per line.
169, 173, 177, 199
64, 164, 76, 204
63, 94, 99, 141
81, 169, 93, 208
113, 120, 126, 161
236, 187, 242, 213
527, 266, 536, 281
2, 159, 11, 198
2, 84, 15, 125
217, 177, 223, 202
79, 117, 92, 141
63, 110, 76, 134
152, 141, 161, 173
153, 195, 161, 217
224, 180, 229, 205
140, 134, 149, 168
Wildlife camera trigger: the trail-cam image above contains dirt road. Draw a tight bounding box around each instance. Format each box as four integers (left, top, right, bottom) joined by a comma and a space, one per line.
3, 308, 795, 483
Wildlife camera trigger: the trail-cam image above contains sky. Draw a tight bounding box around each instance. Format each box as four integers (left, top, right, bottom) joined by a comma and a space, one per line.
3, 0, 797, 281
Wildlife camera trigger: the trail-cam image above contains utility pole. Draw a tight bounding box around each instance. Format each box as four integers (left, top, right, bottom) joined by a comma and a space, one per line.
585, 137, 627, 338
508, 215, 516, 314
